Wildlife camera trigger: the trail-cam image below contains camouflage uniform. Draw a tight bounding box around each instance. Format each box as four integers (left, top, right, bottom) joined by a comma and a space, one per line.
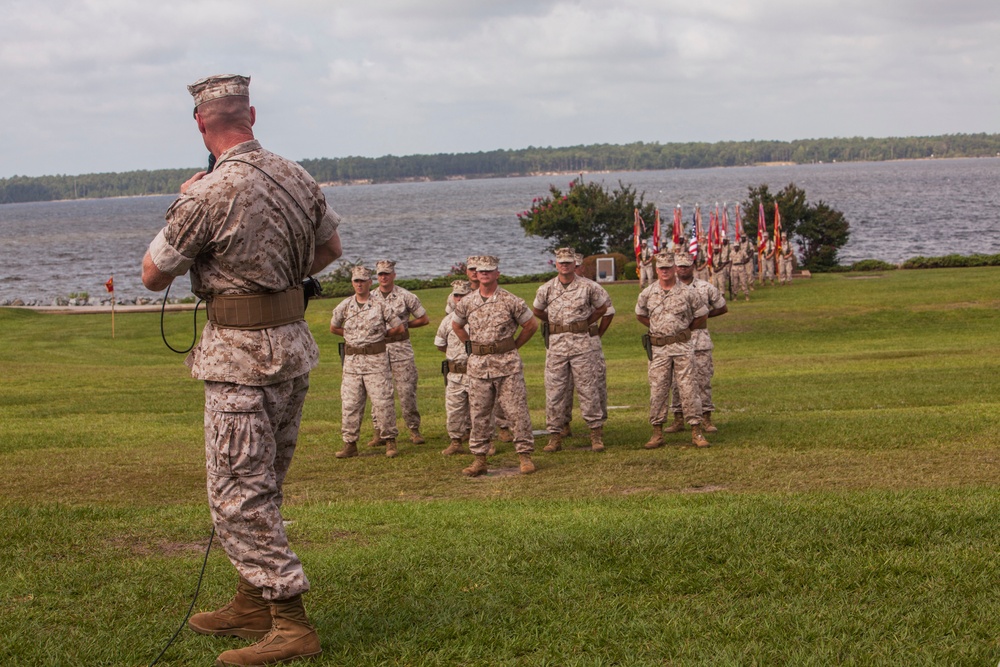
730, 241, 751, 299
670, 278, 726, 414
146, 138, 339, 600
370, 284, 426, 434
534, 274, 610, 433
694, 246, 710, 282
452, 287, 535, 455
711, 243, 730, 294
779, 240, 794, 284
761, 239, 776, 282
636, 280, 709, 427
639, 245, 655, 288
435, 312, 471, 440
330, 295, 403, 444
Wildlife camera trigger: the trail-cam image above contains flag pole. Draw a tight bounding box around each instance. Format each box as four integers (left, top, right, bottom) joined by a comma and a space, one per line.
105, 275, 115, 339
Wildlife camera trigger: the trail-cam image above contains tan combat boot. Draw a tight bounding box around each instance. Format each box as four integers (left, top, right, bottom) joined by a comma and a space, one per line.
334, 441, 358, 459
188, 576, 271, 640
215, 594, 321, 667
644, 424, 664, 449
542, 433, 562, 452
441, 439, 465, 456
663, 412, 685, 433
463, 454, 489, 477
691, 424, 711, 448
487, 442, 497, 456
366, 433, 383, 448
497, 426, 513, 442
560, 423, 573, 438
409, 428, 425, 444
518, 453, 536, 474
702, 412, 718, 433
384, 439, 398, 458
589, 426, 605, 452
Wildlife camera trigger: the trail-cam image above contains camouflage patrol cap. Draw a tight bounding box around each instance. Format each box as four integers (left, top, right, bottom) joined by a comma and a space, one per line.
466, 256, 479, 270
451, 280, 472, 296
477, 255, 499, 271
351, 265, 372, 280
674, 252, 694, 267
655, 252, 676, 268
554, 247, 576, 263
187, 74, 250, 108
575, 253, 584, 266
375, 260, 396, 274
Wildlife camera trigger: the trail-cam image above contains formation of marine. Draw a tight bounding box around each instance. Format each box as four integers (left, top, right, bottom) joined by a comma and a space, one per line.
328, 242, 765, 476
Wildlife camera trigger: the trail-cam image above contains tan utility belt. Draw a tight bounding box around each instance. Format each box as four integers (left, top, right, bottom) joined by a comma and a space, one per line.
206, 286, 304, 330
446, 360, 468, 373
649, 329, 692, 346
345, 341, 387, 356
548, 320, 592, 335
385, 330, 411, 344
470, 337, 516, 355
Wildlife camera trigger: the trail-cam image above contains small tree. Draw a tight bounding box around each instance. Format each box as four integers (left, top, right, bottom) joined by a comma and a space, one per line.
518, 176, 657, 256
797, 201, 850, 271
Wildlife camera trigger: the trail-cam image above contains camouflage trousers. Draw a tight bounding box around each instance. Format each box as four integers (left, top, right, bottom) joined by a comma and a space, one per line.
670, 349, 714, 413
731, 264, 751, 297
779, 259, 793, 284
372, 354, 420, 434
639, 264, 655, 288
648, 350, 702, 426
761, 258, 775, 281
468, 372, 534, 455
710, 268, 728, 294
204, 376, 310, 601
344, 371, 398, 443
444, 372, 471, 440
545, 348, 605, 432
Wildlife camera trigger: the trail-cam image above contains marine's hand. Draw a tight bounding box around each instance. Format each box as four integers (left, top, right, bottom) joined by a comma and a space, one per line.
180, 171, 207, 194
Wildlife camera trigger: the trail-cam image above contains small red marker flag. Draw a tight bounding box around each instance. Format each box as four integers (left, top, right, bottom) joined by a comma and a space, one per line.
105, 276, 114, 293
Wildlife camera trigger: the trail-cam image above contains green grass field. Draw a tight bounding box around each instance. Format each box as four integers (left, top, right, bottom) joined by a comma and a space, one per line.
2, 268, 999, 665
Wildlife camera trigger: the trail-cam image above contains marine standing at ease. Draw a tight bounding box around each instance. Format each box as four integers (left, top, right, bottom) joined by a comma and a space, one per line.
330, 265, 405, 459
141, 74, 342, 666
635, 251, 711, 449
368, 260, 429, 446
451, 255, 538, 477
667, 252, 728, 434
533, 247, 610, 452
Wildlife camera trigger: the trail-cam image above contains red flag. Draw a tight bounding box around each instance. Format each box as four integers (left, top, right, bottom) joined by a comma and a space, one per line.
672, 206, 682, 246
633, 209, 643, 274
734, 204, 743, 243
721, 204, 729, 241
653, 209, 661, 254
105, 276, 114, 293
773, 202, 783, 257
757, 202, 768, 253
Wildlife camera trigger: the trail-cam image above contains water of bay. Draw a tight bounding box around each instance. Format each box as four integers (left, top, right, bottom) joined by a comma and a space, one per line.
1, 157, 997, 303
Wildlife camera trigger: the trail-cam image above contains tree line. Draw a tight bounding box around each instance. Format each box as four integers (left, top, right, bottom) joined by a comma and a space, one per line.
3, 133, 999, 204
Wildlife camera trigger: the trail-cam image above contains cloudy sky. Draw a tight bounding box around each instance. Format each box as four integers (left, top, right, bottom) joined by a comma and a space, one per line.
2, 0, 997, 178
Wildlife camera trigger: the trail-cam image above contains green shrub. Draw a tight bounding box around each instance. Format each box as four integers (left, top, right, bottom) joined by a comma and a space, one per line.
901, 253, 1000, 269
850, 259, 897, 272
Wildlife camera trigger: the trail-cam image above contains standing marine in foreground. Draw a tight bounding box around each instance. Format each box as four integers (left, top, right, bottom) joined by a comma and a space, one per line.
533, 247, 610, 452
141, 74, 342, 666
667, 251, 728, 434
451, 255, 539, 476
635, 252, 711, 449
330, 266, 405, 459
436, 280, 474, 455
368, 260, 429, 446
